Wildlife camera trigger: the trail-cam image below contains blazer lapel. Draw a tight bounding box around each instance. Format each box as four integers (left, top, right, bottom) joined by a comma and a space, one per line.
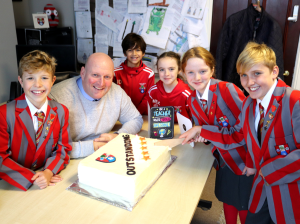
260, 85, 284, 159
194, 96, 209, 124
248, 100, 260, 147
15, 100, 36, 151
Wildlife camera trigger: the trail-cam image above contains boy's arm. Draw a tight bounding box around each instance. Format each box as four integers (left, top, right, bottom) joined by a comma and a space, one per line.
43, 105, 72, 174
261, 98, 300, 186
137, 71, 155, 115
0, 105, 35, 191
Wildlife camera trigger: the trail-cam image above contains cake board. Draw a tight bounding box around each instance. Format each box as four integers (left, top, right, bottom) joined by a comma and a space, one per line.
67, 155, 177, 211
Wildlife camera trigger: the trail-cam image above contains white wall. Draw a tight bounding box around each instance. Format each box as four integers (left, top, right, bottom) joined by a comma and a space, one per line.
0, 0, 18, 103
13, 0, 75, 44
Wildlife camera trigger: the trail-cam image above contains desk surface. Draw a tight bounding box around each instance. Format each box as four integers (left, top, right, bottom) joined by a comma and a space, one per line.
0, 116, 214, 224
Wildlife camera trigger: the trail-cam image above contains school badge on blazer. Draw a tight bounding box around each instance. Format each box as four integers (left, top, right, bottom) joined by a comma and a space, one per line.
218, 116, 229, 127
275, 144, 290, 156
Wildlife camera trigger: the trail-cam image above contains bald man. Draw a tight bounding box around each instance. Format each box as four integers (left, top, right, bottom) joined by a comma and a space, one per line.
50, 53, 143, 158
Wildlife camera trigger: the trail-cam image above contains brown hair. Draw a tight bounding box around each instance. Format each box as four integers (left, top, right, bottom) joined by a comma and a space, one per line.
18, 50, 57, 78
181, 47, 215, 77
236, 42, 277, 74
157, 51, 185, 80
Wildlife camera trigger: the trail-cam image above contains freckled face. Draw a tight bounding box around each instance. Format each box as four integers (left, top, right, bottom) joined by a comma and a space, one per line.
184, 58, 214, 95
239, 64, 278, 100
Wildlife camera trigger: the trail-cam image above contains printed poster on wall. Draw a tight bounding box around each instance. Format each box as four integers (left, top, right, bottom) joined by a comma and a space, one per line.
149, 106, 174, 139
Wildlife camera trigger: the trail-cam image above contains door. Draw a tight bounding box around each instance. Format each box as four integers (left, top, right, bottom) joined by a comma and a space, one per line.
210, 0, 300, 86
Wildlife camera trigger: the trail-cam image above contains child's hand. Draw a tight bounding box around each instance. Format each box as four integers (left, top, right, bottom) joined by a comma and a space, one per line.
50, 174, 63, 185
258, 169, 265, 179
179, 126, 202, 145
32, 169, 54, 189
242, 166, 256, 176
195, 135, 207, 143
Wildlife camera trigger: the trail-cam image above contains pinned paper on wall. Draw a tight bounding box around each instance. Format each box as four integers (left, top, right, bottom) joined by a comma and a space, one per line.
182, 16, 203, 36
142, 54, 158, 73
75, 11, 92, 38
77, 38, 93, 64
95, 0, 109, 9
165, 24, 189, 55
96, 4, 124, 33
182, 0, 207, 19
113, 0, 128, 15
128, 0, 147, 13
141, 6, 173, 49
74, 0, 90, 11
118, 15, 143, 42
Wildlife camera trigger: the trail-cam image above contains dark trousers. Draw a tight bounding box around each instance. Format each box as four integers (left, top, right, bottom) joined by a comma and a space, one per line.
245, 200, 275, 224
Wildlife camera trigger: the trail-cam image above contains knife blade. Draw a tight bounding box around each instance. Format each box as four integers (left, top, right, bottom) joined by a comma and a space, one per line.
154, 138, 184, 148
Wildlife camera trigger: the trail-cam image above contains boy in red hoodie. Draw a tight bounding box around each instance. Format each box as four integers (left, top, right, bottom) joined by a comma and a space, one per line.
114, 33, 154, 115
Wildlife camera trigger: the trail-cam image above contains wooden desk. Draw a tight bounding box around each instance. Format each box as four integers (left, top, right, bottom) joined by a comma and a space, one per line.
0, 116, 214, 224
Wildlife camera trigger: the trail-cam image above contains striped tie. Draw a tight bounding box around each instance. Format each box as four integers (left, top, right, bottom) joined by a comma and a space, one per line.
35, 111, 45, 146
257, 103, 264, 145
201, 99, 208, 115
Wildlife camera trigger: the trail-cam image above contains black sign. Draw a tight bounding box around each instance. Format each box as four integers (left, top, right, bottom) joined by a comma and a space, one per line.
149, 106, 174, 139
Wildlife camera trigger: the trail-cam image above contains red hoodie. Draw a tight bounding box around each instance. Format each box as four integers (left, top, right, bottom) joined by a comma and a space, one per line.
147, 79, 192, 123
114, 60, 154, 115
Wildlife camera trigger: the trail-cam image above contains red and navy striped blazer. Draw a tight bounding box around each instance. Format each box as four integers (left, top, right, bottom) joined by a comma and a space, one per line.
189, 78, 247, 175
201, 79, 300, 224
0, 94, 72, 191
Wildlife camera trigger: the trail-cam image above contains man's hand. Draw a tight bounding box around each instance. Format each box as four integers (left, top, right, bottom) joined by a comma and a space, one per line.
94, 133, 118, 143
93, 141, 107, 151
242, 166, 256, 177
179, 126, 202, 145
32, 169, 54, 189
93, 133, 118, 151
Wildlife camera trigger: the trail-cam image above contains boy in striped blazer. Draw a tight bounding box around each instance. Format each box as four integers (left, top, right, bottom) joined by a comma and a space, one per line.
183, 42, 300, 224
0, 50, 72, 191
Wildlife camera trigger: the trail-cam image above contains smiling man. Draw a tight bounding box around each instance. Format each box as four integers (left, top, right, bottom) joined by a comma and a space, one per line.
50, 53, 143, 158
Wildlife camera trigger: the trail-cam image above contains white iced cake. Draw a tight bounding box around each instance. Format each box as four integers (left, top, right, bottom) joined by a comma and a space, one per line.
78, 134, 171, 208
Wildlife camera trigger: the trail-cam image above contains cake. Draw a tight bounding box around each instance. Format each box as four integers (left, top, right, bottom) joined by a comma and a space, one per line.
78, 134, 171, 209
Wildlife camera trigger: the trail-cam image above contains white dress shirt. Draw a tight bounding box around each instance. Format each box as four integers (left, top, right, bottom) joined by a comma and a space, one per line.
25, 96, 48, 132
254, 79, 278, 133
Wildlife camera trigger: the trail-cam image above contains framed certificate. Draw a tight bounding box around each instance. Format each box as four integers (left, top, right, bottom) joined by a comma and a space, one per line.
32, 13, 49, 29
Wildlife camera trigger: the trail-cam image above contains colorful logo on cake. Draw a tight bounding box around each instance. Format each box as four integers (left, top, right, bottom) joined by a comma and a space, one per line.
159, 129, 166, 137
139, 83, 146, 93
96, 153, 116, 163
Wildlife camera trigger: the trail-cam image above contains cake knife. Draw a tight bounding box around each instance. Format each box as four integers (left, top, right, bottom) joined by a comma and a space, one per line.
154, 138, 184, 148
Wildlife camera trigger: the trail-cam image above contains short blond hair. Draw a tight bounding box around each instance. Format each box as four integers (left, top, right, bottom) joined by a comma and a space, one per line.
18, 50, 57, 78
236, 42, 276, 74
181, 47, 215, 77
